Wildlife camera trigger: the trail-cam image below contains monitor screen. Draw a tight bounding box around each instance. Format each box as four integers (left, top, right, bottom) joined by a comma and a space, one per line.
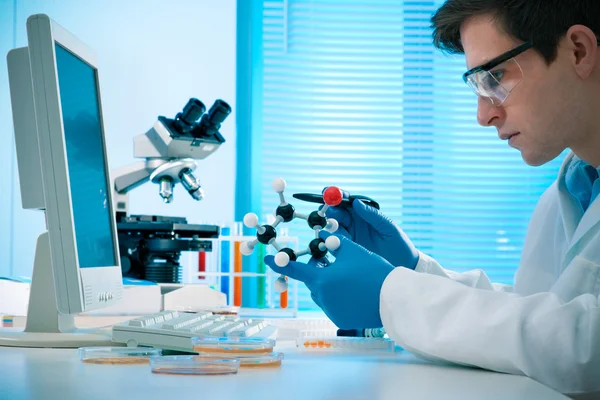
54, 43, 117, 268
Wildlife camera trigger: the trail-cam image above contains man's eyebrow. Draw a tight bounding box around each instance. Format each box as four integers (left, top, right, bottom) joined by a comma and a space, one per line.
467, 53, 503, 70
465, 42, 532, 72
466, 59, 489, 71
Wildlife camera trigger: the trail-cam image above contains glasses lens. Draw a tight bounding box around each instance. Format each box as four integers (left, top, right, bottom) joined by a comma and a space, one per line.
465, 58, 523, 104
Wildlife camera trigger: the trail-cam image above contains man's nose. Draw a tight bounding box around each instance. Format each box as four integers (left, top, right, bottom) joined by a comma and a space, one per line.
476, 96, 505, 127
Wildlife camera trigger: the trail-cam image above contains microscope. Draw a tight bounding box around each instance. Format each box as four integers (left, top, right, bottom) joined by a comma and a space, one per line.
112, 98, 231, 284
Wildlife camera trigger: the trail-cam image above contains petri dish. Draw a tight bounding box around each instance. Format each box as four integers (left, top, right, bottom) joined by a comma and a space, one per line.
175, 306, 239, 316
237, 352, 284, 368
204, 306, 239, 316
78, 346, 162, 364
192, 336, 275, 355
150, 355, 240, 375
297, 337, 396, 352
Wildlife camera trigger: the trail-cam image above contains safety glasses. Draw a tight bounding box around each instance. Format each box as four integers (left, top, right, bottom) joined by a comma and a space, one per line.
462, 42, 532, 105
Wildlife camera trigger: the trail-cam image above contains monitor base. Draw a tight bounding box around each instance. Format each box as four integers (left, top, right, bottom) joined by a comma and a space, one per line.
0, 233, 121, 349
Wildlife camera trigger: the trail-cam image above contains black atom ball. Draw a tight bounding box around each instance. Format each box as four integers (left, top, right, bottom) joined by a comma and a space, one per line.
278, 247, 297, 262
309, 238, 328, 259
307, 211, 327, 229
276, 203, 295, 222
257, 225, 277, 244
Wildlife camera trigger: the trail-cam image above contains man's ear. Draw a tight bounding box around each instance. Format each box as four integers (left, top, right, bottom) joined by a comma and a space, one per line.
564, 24, 598, 80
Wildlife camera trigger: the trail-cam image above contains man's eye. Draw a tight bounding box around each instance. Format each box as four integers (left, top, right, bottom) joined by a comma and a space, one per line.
490, 69, 505, 81
482, 70, 503, 90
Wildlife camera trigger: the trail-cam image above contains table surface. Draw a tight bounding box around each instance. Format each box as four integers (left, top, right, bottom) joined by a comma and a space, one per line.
0, 342, 567, 400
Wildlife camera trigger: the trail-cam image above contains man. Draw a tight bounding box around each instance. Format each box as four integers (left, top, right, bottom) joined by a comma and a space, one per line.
264, 0, 600, 397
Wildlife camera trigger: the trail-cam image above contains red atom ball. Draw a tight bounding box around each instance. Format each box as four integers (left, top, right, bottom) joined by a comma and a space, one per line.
323, 186, 343, 206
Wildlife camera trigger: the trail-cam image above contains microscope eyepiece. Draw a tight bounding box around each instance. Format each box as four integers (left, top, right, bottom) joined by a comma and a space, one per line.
207, 100, 232, 125
173, 98, 206, 134
194, 99, 232, 138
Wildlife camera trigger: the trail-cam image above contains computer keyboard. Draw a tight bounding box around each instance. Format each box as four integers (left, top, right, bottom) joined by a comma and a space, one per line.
112, 310, 277, 352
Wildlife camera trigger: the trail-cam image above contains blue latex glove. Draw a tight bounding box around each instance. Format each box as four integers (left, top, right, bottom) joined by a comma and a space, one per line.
264, 231, 394, 329
325, 198, 419, 270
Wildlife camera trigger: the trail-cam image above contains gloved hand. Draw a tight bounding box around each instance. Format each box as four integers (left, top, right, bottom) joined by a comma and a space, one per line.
325, 197, 419, 270
264, 231, 394, 329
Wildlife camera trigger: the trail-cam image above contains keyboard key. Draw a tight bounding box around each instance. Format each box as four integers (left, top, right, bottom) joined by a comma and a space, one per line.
186, 320, 217, 333
192, 321, 235, 336
127, 316, 157, 327
228, 321, 265, 337
161, 312, 211, 330
223, 322, 247, 335
157, 311, 179, 321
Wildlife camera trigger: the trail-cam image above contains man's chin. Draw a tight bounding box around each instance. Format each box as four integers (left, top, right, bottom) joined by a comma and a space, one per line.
521, 151, 553, 167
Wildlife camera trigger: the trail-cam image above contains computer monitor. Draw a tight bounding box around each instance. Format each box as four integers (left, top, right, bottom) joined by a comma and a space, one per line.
0, 14, 123, 347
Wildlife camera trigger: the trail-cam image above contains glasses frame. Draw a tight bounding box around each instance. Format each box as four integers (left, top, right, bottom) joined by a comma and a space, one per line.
462, 42, 533, 84
462, 38, 600, 104
462, 42, 533, 105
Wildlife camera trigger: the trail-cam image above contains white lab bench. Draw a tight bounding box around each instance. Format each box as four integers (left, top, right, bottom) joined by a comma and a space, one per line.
0, 341, 568, 400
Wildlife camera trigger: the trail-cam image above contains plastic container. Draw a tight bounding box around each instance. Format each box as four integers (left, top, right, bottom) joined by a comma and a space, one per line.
150, 355, 240, 375
78, 346, 162, 364
297, 337, 396, 352
265, 318, 338, 339
191, 336, 275, 355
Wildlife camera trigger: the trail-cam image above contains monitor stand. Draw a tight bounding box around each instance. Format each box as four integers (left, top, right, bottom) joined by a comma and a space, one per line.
0, 232, 119, 348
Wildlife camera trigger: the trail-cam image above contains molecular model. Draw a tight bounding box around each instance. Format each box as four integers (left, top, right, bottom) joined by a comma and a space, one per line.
240, 178, 343, 292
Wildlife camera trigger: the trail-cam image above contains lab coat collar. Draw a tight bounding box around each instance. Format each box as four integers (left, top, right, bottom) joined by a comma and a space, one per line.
572, 187, 600, 248
558, 152, 600, 249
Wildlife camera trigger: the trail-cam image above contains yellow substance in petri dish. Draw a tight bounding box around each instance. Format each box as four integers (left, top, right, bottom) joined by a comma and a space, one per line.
240, 360, 282, 368
193, 346, 272, 355
82, 357, 151, 365
152, 365, 238, 375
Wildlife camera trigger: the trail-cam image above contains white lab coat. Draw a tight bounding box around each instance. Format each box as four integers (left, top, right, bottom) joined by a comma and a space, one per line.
380, 152, 600, 396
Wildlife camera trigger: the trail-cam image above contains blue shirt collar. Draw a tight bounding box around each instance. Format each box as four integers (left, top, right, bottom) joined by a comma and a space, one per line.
564, 155, 600, 212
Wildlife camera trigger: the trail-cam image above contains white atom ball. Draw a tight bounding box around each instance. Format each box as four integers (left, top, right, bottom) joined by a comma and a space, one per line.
325, 235, 341, 251
240, 241, 254, 256
272, 177, 287, 193
325, 218, 339, 232
274, 252, 290, 267
273, 276, 288, 293
243, 212, 259, 228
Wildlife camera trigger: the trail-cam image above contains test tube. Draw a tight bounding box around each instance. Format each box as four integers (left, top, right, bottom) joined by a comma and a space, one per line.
257, 244, 266, 309
280, 277, 288, 309
220, 226, 231, 303
198, 252, 206, 280
233, 222, 242, 307
276, 225, 289, 309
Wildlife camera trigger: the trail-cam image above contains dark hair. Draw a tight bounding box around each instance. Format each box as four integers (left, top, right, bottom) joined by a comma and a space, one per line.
431, 0, 600, 64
